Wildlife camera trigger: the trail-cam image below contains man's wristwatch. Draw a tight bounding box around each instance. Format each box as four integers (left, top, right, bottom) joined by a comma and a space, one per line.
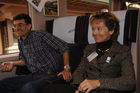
64, 65, 71, 70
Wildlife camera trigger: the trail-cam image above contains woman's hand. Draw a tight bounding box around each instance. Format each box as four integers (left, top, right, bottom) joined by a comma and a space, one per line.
75, 90, 80, 93
77, 79, 100, 93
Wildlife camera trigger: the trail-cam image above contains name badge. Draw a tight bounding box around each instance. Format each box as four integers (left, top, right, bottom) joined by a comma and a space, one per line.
87, 51, 98, 62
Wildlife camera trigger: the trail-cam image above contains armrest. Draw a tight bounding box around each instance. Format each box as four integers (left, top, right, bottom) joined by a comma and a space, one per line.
15, 66, 31, 75
92, 89, 135, 93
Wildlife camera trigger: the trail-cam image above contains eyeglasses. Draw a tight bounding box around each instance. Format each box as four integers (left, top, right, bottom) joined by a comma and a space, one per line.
13, 23, 27, 28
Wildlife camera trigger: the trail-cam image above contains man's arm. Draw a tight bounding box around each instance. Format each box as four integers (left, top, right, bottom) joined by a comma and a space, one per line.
1, 60, 25, 72
63, 50, 70, 67
57, 50, 72, 82
12, 60, 25, 66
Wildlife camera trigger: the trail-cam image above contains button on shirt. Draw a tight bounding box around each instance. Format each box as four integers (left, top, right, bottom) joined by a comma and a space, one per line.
18, 31, 68, 73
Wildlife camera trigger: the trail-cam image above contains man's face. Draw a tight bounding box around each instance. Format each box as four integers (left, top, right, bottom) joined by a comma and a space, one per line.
13, 19, 31, 39
91, 19, 114, 43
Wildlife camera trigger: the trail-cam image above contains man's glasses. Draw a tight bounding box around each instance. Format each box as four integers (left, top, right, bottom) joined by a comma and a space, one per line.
13, 23, 27, 28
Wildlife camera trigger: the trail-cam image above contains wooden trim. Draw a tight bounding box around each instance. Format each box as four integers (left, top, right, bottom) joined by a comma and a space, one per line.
0, 0, 27, 7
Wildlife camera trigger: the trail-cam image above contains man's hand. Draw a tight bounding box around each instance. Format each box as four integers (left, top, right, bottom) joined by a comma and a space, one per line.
57, 69, 72, 82
1, 62, 14, 72
77, 79, 100, 93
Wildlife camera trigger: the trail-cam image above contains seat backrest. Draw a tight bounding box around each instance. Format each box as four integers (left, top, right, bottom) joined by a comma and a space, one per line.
68, 44, 87, 73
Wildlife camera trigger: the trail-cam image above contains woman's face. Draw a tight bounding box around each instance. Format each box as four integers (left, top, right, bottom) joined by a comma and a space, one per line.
91, 19, 114, 43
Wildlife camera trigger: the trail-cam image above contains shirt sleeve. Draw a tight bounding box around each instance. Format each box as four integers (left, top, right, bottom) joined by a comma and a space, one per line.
41, 32, 69, 55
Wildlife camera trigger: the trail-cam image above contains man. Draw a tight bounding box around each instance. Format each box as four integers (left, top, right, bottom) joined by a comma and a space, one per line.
0, 13, 72, 93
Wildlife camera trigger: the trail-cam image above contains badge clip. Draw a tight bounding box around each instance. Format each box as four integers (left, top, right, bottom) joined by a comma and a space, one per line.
106, 57, 111, 63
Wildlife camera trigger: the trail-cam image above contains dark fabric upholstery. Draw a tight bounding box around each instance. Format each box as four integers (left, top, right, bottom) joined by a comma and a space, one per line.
16, 66, 31, 75
93, 89, 134, 93
123, 10, 138, 46
68, 44, 87, 73
74, 15, 90, 44
45, 20, 54, 34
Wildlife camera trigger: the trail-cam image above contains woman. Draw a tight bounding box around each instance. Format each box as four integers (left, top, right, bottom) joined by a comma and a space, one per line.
44, 12, 136, 93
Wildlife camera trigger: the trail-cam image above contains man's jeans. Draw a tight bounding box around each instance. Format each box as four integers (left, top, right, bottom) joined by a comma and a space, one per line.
0, 73, 56, 93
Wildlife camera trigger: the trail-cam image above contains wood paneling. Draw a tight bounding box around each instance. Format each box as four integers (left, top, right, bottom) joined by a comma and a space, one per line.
67, 0, 108, 13
0, 0, 27, 21
0, 0, 109, 21
0, 0, 27, 6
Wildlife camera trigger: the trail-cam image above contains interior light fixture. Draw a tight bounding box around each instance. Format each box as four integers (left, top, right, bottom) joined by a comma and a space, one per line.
81, 0, 109, 5
126, 1, 140, 9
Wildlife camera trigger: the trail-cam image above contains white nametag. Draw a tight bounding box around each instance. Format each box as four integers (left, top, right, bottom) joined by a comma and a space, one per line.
87, 51, 98, 62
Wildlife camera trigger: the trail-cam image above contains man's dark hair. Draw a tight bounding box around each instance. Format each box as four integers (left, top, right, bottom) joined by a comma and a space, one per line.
13, 13, 32, 24
90, 12, 120, 41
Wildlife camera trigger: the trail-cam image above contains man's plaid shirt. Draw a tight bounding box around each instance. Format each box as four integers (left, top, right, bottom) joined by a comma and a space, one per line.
18, 30, 68, 73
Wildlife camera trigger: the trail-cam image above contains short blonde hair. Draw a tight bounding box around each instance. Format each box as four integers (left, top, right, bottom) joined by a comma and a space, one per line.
90, 12, 120, 41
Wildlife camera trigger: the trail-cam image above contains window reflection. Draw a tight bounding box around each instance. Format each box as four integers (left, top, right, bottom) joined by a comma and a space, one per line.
0, 19, 19, 54
0, 1, 27, 55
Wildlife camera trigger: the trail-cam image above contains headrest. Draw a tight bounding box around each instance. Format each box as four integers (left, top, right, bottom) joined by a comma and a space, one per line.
49, 10, 128, 45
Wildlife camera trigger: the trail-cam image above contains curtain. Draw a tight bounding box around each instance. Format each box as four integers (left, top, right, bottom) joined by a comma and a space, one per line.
123, 10, 138, 46
46, 20, 54, 34
75, 15, 90, 44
